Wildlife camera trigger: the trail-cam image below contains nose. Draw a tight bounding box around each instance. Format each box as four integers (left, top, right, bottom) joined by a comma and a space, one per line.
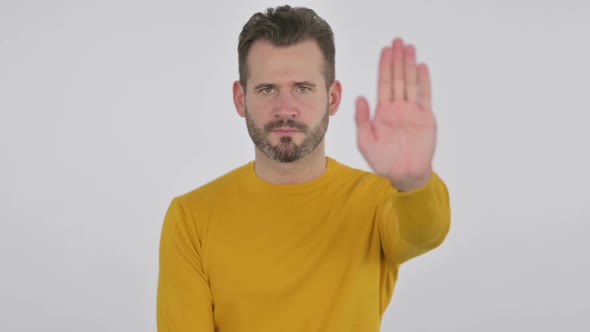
272, 93, 299, 119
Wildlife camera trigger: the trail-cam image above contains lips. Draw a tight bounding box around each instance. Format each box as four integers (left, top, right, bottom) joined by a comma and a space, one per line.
272, 128, 299, 133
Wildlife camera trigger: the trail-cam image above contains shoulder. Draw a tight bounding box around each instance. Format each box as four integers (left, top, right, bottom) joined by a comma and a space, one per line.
175, 161, 252, 207
328, 157, 392, 195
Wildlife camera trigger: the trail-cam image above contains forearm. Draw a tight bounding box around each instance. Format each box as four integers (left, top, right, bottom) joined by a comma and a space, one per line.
378, 171, 451, 265
393, 171, 451, 249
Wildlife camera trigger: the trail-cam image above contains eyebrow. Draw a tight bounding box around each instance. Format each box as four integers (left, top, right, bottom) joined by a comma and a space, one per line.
253, 81, 317, 90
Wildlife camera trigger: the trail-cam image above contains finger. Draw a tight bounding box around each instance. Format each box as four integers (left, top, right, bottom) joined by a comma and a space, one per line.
417, 63, 432, 111
377, 47, 392, 103
355, 96, 376, 146
392, 38, 405, 101
404, 44, 418, 102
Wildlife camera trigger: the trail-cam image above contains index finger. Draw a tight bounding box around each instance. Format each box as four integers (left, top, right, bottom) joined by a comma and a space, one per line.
377, 47, 392, 103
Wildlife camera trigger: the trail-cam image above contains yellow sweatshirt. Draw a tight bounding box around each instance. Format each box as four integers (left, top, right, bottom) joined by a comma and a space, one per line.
157, 157, 451, 331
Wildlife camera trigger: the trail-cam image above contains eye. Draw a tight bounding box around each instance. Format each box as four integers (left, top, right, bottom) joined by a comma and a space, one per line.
261, 87, 274, 94
297, 86, 310, 93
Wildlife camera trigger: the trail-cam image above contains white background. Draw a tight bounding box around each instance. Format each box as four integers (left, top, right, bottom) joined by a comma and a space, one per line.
1, 0, 589, 331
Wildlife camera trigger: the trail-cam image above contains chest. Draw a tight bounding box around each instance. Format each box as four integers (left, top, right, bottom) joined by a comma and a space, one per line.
202, 195, 383, 304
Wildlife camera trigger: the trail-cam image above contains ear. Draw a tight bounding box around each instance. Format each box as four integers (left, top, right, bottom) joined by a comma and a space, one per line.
327, 80, 342, 116
233, 81, 246, 117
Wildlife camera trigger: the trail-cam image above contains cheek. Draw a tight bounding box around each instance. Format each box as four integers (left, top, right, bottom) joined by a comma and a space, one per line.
245, 95, 270, 114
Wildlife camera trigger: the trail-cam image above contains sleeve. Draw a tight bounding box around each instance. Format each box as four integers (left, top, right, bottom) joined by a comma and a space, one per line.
157, 197, 215, 331
378, 172, 451, 265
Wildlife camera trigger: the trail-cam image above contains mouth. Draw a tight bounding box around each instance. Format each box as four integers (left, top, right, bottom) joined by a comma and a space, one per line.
272, 127, 300, 133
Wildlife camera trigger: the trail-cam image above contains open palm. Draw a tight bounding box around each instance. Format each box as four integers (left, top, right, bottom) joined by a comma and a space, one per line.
355, 38, 436, 192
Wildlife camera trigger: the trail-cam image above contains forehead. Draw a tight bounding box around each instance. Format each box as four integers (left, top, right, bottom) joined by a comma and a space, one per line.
246, 39, 325, 86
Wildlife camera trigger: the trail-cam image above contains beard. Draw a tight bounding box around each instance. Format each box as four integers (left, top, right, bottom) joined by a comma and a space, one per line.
245, 106, 329, 163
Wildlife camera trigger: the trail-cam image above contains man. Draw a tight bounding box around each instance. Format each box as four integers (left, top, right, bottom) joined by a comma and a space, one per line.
157, 5, 450, 331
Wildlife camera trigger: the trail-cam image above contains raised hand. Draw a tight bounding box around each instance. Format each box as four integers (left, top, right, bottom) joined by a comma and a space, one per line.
355, 38, 437, 192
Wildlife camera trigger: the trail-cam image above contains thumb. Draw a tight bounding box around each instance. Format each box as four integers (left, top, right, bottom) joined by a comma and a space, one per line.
355, 96, 375, 147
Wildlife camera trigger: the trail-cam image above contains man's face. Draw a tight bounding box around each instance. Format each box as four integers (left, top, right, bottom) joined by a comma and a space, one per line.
235, 39, 339, 163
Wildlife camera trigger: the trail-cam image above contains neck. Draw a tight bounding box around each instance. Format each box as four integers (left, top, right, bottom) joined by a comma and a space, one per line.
253, 142, 327, 184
